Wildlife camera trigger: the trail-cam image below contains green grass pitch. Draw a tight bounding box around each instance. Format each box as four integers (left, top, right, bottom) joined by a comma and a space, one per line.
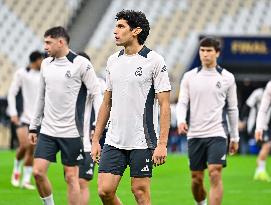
0, 150, 270, 205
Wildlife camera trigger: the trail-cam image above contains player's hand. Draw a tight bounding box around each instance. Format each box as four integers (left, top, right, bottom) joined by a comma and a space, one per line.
229, 140, 239, 155
91, 139, 101, 164
152, 143, 167, 166
28, 133, 38, 145
255, 130, 263, 142
10, 116, 19, 125
178, 122, 188, 135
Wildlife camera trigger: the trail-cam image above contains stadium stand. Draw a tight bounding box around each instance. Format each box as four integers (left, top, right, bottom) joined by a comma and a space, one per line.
84, 0, 271, 98
1, 0, 271, 150
0, 0, 83, 96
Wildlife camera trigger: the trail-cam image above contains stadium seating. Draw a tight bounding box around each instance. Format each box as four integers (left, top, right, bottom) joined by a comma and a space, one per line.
84, 0, 271, 99
1, 0, 271, 98
0, 0, 83, 96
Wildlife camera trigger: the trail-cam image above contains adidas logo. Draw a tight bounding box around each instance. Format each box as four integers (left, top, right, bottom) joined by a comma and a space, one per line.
141, 165, 149, 172
86, 169, 93, 175
77, 154, 83, 161
221, 154, 226, 160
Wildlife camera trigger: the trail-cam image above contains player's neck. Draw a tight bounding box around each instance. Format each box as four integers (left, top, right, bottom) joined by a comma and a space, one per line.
202, 62, 217, 70
55, 47, 70, 58
124, 43, 143, 56
29, 63, 39, 71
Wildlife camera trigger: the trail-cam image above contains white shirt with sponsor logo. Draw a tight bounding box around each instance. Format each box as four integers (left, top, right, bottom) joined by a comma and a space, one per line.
8, 67, 40, 124
30, 51, 102, 138
176, 66, 239, 142
105, 46, 171, 150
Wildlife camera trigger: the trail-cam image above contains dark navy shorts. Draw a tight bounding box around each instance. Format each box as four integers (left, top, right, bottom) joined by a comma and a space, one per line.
79, 152, 95, 180
34, 133, 83, 166
98, 144, 153, 177
188, 137, 227, 171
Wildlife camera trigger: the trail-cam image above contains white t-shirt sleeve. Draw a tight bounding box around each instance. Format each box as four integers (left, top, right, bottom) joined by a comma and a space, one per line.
105, 56, 113, 91
7, 70, 23, 116
226, 75, 239, 142
176, 73, 190, 125
153, 56, 171, 93
256, 82, 271, 130
246, 88, 261, 108
30, 64, 45, 131
80, 59, 101, 96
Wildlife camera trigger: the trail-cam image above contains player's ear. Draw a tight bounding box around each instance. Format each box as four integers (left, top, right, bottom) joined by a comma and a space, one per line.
216, 51, 220, 58
133, 27, 142, 36
58, 38, 66, 47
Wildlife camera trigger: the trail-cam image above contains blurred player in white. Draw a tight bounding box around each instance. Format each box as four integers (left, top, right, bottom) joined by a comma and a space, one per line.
240, 87, 271, 181
177, 37, 239, 205
8, 51, 43, 189
91, 9, 171, 205
255, 83, 271, 181
77, 52, 103, 205
28, 27, 102, 205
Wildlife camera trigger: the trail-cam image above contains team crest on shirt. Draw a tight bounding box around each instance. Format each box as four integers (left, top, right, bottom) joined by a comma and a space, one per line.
161, 65, 167, 72
86, 64, 91, 71
135, 67, 143, 76
65, 70, 71, 78
216, 81, 221, 89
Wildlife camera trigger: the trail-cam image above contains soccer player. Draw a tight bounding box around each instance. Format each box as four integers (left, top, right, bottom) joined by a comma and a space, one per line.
77, 52, 103, 205
8, 51, 43, 189
240, 87, 271, 181
176, 37, 239, 205
28, 27, 102, 205
255, 82, 271, 181
91, 10, 171, 205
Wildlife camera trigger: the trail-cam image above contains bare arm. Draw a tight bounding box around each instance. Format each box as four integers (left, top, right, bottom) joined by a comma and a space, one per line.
91, 91, 112, 162
152, 91, 170, 166
92, 91, 112, 141
157, 91, 170, 145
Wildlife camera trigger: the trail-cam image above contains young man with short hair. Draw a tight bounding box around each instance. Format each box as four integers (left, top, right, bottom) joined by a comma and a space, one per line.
176, 37, 239, 205
8, 51, 43, 190
28, 26, 102, 205
91, 10, 171, 205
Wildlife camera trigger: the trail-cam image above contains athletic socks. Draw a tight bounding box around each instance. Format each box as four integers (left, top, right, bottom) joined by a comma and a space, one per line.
13, 159, 23, 173
195, 199, 207, 205
22, 166, 33, 184
257, 160, 266, 172
41, 194, 55, 205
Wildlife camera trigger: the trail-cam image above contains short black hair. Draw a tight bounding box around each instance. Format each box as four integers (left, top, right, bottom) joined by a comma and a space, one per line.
199, 37, 221, 52
77, 52, 90, 61
115, 10, 150, 45
44, 26, 70, 44
29, 50, 43, 63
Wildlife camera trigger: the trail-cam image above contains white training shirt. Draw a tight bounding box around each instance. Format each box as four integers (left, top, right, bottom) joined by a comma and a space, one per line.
104, 46, 171, 150
8, 67, 40, 124
246, 88, 271, 133
256, 81, 271, 131
176, 66, 239, 142
30, 51, 102, 138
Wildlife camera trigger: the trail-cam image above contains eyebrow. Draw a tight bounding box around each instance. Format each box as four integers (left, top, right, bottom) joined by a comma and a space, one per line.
200, 48, 213, 51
